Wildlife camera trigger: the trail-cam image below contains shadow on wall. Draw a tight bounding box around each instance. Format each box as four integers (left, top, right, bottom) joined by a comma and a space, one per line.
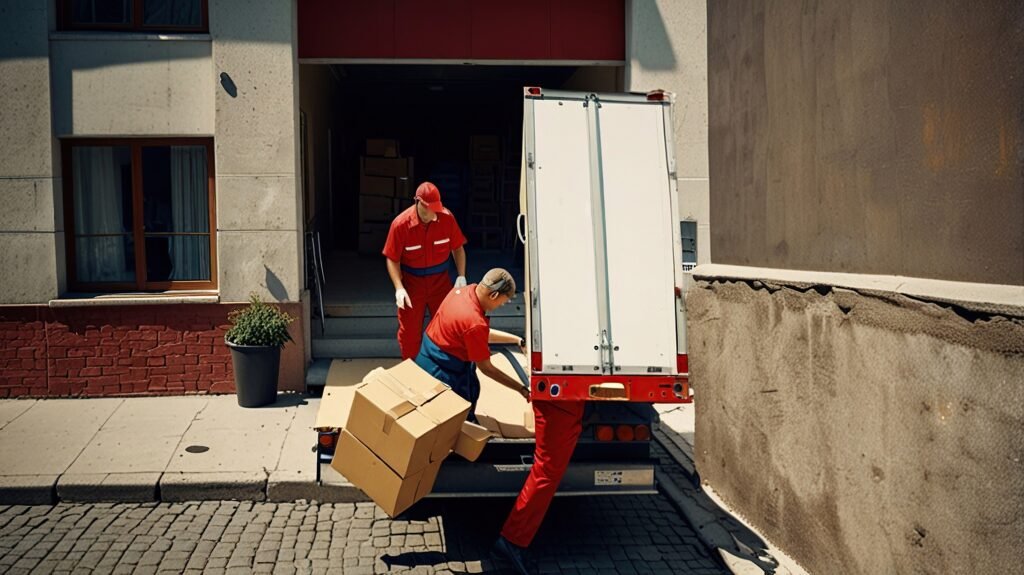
265, 265, 290, 302
631, 0, 677, 71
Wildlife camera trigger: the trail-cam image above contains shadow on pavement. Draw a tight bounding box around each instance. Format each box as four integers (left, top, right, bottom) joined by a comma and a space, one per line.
655, 421, 786, 574
381, 492, 726, 574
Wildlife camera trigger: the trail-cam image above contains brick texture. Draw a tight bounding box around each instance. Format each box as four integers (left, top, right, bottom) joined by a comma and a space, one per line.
0, 303, 303, 398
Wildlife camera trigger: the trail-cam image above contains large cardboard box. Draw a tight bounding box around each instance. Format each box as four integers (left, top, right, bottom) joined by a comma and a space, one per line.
475, 352, 536, 438
332, 430, 441, 518
360, 174, 395, 198
366, 138, 400, 158
345, 360, 471, 477
363, 156, 413, 179
359, 194, 395, 222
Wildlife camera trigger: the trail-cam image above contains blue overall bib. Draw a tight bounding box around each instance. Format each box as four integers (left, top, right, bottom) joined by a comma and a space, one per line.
414, 335, 481, 422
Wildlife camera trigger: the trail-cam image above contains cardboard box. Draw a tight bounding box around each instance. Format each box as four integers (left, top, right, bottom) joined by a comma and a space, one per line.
475, 352, 536, 439
363, 156, 414, 179
315, 362, 396, 430
359, 194, 395, 222
366, 138, 400, 158
471, 135, 500, 161
360, 174, 395, 198
357, 223, 389, 255
345, 360, 471, 477
453, 420, 492, 462
331, 429, 441, 518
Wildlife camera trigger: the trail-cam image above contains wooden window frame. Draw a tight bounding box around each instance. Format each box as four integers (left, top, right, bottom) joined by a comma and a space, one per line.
58, 0, 209, 34
62, 137, 218, 293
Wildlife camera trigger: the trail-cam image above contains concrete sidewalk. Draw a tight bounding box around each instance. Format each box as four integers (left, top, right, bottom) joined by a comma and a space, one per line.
0, 394, 364, 505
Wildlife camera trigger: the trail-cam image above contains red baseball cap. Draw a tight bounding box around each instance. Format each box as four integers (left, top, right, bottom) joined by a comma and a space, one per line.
415, 182, 444, 213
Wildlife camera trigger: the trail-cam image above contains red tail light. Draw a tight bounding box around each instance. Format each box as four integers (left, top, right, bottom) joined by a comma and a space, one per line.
634, 425, 651, 441
525, 86, 542, 97
596, 425, 614, 441
646, 89, 671, 101
318, 433, 337, 450
615, 425, 635, 442
677, 354, 689, 375
531, 351, 543, 372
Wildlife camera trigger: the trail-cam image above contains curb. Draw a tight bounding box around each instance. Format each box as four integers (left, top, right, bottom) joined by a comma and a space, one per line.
0, 472, 371, 506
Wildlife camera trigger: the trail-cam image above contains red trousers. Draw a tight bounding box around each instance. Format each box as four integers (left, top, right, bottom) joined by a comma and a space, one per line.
500, 400, 586, 548
397, 273, 452, 360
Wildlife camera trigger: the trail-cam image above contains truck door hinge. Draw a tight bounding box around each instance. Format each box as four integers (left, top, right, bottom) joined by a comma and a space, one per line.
527, 152, 535, 169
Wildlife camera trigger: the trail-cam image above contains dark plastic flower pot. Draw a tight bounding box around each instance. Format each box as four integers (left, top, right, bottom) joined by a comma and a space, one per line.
226, 339, 281, 408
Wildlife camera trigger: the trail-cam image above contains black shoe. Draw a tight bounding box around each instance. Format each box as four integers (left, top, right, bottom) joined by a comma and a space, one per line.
491, 535, 530, 575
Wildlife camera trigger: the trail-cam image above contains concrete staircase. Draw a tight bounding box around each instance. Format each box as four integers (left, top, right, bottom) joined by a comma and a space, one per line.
305, 301, 526, 390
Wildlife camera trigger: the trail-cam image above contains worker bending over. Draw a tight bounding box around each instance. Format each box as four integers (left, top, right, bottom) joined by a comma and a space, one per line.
383, 182, 468, 359
414, 268, 528, 422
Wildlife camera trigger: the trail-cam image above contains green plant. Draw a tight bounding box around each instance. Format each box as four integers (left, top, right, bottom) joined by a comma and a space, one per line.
225, 294, 295, 347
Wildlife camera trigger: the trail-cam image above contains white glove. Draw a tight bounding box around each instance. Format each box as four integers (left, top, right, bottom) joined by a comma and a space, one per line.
395, 288, 411, 310
454, 276, 467, 289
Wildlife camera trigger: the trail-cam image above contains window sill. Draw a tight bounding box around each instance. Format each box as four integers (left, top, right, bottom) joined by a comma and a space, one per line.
50, 291, 219, 308
50, 31, 211, 43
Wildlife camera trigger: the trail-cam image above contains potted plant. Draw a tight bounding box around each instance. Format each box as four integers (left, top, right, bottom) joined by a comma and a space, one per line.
225, 294, 294, 407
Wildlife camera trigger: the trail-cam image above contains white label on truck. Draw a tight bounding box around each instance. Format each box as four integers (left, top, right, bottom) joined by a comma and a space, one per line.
494, 464, 533, 472
594, 469, 654, 486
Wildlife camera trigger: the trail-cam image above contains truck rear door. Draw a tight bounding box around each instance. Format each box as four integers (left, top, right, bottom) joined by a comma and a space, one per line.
523, 89, 690, 403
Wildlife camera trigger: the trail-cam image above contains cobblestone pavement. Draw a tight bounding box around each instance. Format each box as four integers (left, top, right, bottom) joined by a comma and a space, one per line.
0, 491, 726, 574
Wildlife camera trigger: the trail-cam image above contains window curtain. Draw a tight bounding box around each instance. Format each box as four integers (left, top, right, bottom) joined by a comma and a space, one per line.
73, 0, 132, 24
169, 146, 210, 281
145, 0, 201, 26
73, 147, 129, 283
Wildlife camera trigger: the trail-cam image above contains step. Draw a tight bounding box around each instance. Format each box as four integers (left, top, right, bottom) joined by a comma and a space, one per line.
312, 338, 401, 359
304, 358, 332, 388
312, 315, 525, 339
322, 301, 528, 318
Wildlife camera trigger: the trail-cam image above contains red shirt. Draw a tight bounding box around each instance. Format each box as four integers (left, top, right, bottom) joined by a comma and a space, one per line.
382, 206, 467, 269
424, 284, 491, 362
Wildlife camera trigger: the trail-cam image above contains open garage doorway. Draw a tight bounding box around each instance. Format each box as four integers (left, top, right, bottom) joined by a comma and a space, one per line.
298, 64, 621, 357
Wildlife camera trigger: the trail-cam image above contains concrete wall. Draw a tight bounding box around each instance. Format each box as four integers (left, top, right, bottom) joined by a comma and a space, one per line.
210, 0, 302, 304
626, 0, 710, 264
688, 280, 1024, 574
0, 2, 62, 304
707, 0, 1024, 285
50, 37, 214, 136
696, 1, 1024, 573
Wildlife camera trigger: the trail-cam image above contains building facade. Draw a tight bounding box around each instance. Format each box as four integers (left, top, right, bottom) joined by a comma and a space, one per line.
0, 0, 711, 397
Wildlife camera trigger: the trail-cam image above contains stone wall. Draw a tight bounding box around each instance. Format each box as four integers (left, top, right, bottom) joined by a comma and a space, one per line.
688, 279, 1024, 574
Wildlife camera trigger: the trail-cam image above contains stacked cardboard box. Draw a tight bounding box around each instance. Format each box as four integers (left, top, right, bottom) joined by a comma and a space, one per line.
331, 360, 491, 517
358, 139, 415, 255
467, 136, 504, 250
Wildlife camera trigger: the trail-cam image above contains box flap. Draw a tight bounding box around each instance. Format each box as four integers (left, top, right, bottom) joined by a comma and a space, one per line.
453, 421, 492, 462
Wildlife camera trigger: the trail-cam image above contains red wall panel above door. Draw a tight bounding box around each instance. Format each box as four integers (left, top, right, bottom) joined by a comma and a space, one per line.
299, 0, 624, 62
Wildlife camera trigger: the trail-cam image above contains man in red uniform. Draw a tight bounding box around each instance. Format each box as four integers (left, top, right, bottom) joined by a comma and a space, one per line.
494, 401, 586, 574
414, 268, 528, 421
383, 182, 468, 360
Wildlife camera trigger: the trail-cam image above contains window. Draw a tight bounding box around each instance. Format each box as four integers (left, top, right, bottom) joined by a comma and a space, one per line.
63, 138, 216, 292
680, 220, 697, 271
60, 0, 208, 32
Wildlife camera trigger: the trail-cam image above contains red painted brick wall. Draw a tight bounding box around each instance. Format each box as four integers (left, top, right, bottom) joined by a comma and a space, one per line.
0, 303, 305, 398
